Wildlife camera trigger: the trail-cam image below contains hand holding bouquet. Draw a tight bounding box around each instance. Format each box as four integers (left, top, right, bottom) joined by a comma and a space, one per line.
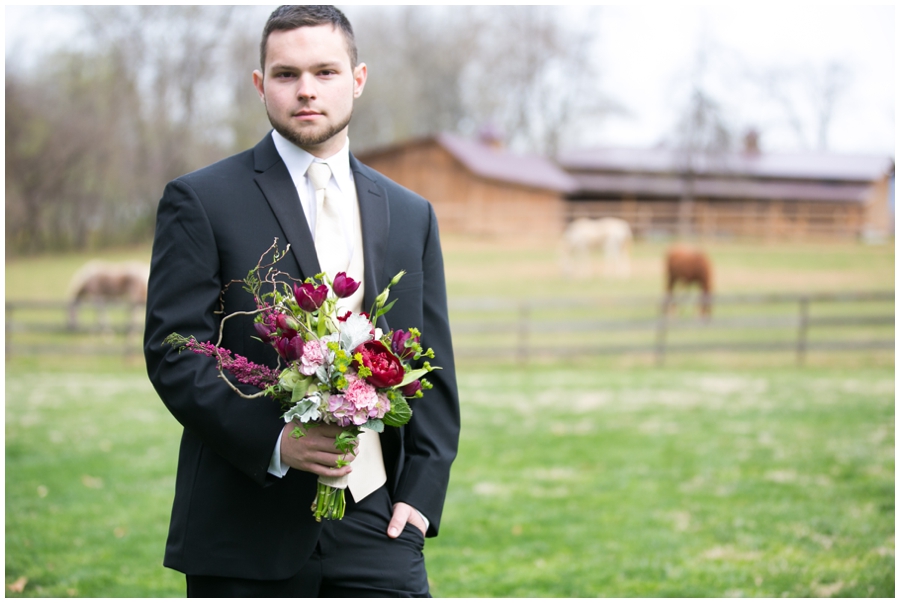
164, 241, 438, 521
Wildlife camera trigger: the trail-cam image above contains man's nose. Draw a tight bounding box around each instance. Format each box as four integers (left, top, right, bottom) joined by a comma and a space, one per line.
296, 73, 317, 99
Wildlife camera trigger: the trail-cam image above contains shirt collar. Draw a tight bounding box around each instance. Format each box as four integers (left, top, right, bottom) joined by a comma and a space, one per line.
270, 130, 353, 194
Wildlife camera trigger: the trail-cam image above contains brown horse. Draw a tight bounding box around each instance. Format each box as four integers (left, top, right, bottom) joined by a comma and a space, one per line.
664, 246, 713, 317
66, 260, 149, 332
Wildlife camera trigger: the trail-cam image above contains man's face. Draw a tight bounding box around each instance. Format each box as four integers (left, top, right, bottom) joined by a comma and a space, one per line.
253, 25, 366, 158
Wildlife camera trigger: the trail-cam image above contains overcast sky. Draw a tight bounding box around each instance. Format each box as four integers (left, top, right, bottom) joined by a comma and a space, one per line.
592, 5, 895, 156
5, 4, 895, 156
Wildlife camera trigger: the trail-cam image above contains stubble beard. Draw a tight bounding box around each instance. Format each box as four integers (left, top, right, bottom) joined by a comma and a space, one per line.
267, 107, 353, 151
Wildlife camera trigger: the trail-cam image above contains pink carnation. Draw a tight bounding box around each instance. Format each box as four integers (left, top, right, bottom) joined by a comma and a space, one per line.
344, 373, 379, 411
299, 339, 330, 376
324, 373, 393, 426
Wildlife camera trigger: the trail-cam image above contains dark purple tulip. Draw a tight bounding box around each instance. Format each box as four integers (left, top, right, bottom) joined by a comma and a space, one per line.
332, 272, 361, 298
253, 322, 274, 344
391, 329, 418, 359
274, 313, 298, 338
400, 379, 422, 397
294, 282, 328, 312
275, 335, 304, 361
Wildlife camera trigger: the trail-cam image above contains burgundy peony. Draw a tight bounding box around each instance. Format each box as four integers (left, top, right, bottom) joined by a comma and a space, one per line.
275, 335, 304, 362
353, 340, 405, 388
332, 272, 361, 298
294, 282, 328, 312
391, 329, 419, 359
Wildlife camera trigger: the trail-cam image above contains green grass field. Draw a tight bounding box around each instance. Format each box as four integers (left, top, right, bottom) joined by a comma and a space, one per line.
5, 236, 895, 596
5, 363, 894, 597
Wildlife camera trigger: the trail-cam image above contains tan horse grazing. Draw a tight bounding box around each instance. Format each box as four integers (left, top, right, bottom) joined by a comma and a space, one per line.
561, 217, 633, 278
66, 260, 150, 332
664, 246, 713, 317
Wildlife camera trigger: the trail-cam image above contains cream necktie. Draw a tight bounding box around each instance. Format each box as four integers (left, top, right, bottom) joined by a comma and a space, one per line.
307, 162, 349, 281
306, 161, 386, 502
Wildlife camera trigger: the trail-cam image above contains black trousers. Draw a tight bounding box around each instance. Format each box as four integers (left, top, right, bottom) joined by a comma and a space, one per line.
185, 485, 430, 597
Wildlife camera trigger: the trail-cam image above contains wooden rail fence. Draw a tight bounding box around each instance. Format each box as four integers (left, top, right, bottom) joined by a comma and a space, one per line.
6, 291, 894, 365
448, 291, 894, 365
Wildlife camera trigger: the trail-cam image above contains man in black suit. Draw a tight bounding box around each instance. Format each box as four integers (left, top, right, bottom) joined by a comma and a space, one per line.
143, 5, 460, 597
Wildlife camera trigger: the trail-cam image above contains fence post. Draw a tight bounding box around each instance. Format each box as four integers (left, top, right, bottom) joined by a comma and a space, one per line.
655, 297, 669, 367
516, 302, 530, 364
796, 296, 809, 366
6, 302, 13, 359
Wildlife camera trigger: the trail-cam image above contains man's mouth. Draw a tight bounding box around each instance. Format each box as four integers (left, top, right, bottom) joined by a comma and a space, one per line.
294, 110, 323, 120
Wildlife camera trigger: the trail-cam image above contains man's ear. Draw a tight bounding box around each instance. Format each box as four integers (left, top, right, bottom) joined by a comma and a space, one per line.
353, 63, 367, 99
252, 69, 266, 103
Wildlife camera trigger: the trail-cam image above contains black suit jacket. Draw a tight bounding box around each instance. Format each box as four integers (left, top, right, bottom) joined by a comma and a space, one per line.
143, 133, 460, 580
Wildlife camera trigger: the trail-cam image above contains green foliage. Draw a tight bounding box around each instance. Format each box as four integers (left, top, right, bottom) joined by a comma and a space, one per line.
363, 419, 385, 434
333, 429, 360, 456
161, 333, 192, 352
383, 397, 412, 427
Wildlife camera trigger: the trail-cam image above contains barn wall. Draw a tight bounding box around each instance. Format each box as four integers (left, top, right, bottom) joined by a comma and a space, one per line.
359, 143, 565, 237
862, 174, 892, 239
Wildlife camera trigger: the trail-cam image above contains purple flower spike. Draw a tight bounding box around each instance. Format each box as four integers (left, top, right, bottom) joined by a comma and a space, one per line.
332, 272, 361, 298
294, 282, 328, 312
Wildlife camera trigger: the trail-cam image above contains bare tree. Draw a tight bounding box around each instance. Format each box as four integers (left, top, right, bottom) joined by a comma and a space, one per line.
664, 37, 736, 238
6, 53, 132, 252
350, 6, 483, 150
6, 5, 618, 254
350, 6, 617, 157
758, 59, 853, 151
464, 6, 617, 157
5, 6, 269, 255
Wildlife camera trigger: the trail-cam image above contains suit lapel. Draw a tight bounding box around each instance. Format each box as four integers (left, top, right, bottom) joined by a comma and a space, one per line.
351, 154, 390, 330
252, 135, 321, 279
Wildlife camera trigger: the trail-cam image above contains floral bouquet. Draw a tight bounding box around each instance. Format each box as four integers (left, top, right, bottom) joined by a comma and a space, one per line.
164, 241, 437, 521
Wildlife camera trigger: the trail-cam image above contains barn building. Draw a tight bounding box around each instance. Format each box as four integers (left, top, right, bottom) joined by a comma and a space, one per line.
559, 142, 895, 241
355, 132, 577, 237
356, 132, 894, 241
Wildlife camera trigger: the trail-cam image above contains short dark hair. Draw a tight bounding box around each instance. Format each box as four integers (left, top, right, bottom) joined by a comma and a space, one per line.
259, 5, 358, 70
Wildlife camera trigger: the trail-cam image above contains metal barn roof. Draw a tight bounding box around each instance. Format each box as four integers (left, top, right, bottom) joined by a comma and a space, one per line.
558, 147, 893, 183
437, 132, 578, 193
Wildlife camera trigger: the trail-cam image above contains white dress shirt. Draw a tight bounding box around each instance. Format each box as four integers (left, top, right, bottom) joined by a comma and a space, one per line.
271, 130, 360, 263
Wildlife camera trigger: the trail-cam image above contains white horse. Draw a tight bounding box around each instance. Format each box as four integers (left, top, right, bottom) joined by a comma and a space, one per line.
66, 260, 150, 333
561, 217, 633, 278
